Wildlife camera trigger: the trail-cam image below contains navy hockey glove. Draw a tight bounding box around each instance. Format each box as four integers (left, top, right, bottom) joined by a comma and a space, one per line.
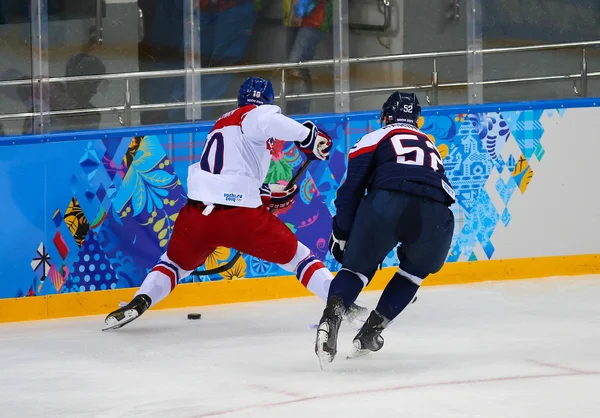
296, 121, 332, 161
328, 221, 348, 264
260, 183, 299, 211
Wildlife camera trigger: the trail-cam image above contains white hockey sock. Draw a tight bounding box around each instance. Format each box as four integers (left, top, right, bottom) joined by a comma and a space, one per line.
279, 242, 332, 301
135, 253, 192, 308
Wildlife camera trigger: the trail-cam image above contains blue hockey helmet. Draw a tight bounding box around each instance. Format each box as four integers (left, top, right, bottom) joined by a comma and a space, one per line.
238, 76, 275, 107
380, 92, 421, 126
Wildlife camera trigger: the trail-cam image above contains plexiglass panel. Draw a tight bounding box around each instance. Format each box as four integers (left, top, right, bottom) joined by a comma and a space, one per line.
3, 0, 600, 136
481, 0, 600, 103
44, 0, 162, 131
348, 0, 469, 112
202, 0, 337, 117
0, 1, 33, 135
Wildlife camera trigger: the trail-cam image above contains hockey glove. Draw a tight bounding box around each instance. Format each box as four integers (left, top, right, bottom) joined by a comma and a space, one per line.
328, 220, 348, 264
269, 183, 299, 210
260, 183, 272, 206
296, 121, 332, 161
260, 183, 299, 211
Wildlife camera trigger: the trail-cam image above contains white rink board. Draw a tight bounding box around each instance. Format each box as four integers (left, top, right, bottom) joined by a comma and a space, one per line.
1, 276, 599, 417
491, 107, 600, 259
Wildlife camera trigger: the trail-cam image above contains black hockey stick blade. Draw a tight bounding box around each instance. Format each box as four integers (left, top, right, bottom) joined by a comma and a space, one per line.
191, 157, 312, 277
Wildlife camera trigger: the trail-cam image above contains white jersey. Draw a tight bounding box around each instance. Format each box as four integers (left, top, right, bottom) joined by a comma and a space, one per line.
187, 104, 310, 208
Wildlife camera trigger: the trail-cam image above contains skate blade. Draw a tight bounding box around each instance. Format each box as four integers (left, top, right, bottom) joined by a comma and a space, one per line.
346, 339, 375, 360
102, 310, 139, 331
346, 347, 371, 359
315, 324, 335, 371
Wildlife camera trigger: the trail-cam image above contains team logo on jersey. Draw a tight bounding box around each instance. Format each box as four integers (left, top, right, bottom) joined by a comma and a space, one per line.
266, 137, 274, 151
223, 193, 244, 203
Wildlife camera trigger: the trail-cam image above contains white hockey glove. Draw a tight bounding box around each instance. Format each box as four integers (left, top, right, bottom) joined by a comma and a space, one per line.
296, 121, 332, 161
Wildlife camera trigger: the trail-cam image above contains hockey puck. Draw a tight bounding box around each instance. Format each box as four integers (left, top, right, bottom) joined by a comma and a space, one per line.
187, 313, 202, 320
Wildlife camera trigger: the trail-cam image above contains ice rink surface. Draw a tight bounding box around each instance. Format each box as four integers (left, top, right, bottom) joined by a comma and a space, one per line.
1, 276, 599, 418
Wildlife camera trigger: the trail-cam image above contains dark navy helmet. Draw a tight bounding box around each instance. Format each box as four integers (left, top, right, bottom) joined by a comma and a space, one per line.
238, 76, 275, 107
380, 92, 421, 126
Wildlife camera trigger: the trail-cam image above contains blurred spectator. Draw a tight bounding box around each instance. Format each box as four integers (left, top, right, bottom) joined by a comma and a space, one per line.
199, 0, 259, 103
138, 0, 185, 124
283, 0, 331, 114
51, 52, 107, 131
138, 0, 260, 124
0, 0, 28, 24
0, 52, 106, 133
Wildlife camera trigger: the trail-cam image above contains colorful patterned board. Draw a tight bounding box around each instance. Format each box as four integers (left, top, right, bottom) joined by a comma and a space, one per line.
0, 105, 566, 299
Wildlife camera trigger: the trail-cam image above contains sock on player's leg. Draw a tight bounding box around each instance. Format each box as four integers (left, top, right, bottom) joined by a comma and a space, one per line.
104, 253, 192, 330
328, 268, 367, 310
295, 255, 333, 300
136, 253, 192, 308
375, 269, 421, 321
279, 242, 332, 301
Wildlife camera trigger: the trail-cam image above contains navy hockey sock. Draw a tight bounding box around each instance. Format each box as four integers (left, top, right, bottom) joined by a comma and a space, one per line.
328, 269, 365, 309
375, 272, 420, 321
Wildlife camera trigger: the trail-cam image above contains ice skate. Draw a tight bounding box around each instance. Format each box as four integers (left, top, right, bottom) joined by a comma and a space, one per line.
315, 296, 345, 369
347, 310, 387, 359
103, 294, 151, 331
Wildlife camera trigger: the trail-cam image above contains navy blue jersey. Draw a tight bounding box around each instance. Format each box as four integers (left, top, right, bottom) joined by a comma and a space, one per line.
334, 122, 455, 236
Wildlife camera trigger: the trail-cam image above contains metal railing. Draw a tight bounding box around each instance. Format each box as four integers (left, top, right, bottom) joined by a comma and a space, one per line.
1, 39, 599, 123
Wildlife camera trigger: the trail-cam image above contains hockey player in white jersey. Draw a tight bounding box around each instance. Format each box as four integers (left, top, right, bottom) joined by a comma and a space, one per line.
104, 77, 366, 330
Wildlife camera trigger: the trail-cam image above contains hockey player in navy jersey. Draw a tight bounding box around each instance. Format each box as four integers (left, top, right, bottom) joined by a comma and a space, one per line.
315, 92, 456, 367
104, 77, 367, 330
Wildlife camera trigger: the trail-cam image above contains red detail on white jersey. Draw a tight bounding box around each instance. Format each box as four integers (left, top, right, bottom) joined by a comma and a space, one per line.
210, 105, 257, 133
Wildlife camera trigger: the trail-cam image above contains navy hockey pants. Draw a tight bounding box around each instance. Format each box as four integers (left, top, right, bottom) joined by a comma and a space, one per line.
342, 189, 454, 283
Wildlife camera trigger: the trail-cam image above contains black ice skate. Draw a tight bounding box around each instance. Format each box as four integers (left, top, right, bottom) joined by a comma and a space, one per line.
315, 296, 345, 369
102, 294, 152, 331
347, 310, 388, 359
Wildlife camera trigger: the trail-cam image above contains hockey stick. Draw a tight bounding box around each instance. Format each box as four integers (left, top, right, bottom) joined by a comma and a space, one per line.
191, 157, 312, 277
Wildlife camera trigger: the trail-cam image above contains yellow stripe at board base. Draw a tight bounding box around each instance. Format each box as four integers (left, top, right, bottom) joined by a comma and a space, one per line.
1, 254, 599, 324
